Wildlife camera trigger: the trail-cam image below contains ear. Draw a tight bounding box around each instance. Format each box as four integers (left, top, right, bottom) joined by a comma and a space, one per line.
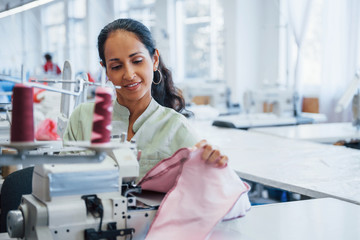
100, 61, 108, 73
153, 49, 160, 71
100, 61, 110, 80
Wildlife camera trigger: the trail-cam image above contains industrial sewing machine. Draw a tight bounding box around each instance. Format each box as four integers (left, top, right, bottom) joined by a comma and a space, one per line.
4, 138, 159, 240
0, 63, 161, 239
243, 88, 295, 117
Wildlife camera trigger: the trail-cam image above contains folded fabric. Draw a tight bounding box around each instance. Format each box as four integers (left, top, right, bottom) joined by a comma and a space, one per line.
138, 147, 251, 240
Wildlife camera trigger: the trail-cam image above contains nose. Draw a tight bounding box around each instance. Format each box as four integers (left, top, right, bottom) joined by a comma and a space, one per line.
123, 65, 135, 81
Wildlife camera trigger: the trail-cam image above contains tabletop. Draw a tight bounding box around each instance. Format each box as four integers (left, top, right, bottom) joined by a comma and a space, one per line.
191, 120, 360, 205
210, 198, 360, 240
249, 122, 360, 143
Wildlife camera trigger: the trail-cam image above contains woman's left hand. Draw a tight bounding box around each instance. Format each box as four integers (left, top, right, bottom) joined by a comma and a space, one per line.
193, 140, 228, 168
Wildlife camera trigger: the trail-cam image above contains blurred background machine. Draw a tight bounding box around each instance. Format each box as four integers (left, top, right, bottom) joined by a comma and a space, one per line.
243, 88, 294, 117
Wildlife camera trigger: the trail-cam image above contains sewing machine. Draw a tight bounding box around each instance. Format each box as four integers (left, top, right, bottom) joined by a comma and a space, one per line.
5, 140, 159, 240
1, 62, 160, 239
243, 88, 295, 117
177, 81, 229, 111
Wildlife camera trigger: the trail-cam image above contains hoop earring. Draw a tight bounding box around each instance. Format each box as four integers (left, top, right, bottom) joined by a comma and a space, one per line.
153, 69, 162, 85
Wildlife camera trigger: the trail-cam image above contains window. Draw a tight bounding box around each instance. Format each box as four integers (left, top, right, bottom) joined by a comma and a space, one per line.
42, 1, 65, 63
68, 0, 87, 72
175, 0, 224, 82
285, 0, 324, 92
297, 0, 323, 88
114, 0, 156, 31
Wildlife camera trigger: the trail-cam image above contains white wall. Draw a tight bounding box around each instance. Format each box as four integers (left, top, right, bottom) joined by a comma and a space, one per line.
87, 0, 114, 79
23, 8, 43, 73
223, 0, 281, 105
258, 0, 280, 87
0, 9, 42, 74
0, 14, 25, 74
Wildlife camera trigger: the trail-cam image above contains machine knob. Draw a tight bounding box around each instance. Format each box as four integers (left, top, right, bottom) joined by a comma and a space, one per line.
7, 210, 24, 238
120, 132, 127, 143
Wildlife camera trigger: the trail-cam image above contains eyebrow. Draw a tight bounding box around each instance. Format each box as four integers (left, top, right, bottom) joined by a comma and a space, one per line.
108, 52, 143, 62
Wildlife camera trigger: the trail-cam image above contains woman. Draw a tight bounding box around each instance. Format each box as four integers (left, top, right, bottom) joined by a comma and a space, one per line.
63, 18, 228, 179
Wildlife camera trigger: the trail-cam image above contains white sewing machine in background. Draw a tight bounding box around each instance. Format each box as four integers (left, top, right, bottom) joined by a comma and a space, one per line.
243, 88, 295, 118
4, 138, 159, 240
177, 81, 229, 111
212, 87, 326, 129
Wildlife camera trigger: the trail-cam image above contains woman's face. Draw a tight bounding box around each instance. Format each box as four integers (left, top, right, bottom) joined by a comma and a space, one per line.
103, 30, 159, 108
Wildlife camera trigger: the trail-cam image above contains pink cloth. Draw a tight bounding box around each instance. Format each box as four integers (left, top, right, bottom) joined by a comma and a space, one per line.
43, 61, 61, 75
138, 147, 251, 240
35, 118, 60, 141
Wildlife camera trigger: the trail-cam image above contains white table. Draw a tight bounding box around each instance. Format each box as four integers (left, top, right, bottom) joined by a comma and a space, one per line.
212, 112, 327, 129
249, 122, 360, 143
1, 199, 355, 240
210, 198, 360, 240
213, 113, 297, 128
0, 233, 9, 240
191, 120, 360, 205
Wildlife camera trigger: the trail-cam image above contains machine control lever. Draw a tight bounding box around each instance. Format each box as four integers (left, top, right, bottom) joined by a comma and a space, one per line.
84, 222, 135, 240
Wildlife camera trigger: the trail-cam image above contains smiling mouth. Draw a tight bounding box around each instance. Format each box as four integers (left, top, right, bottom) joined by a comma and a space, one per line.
125, 82, 140, 88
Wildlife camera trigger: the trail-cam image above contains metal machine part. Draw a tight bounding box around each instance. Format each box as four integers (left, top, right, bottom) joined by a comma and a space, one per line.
7, 210, 24, 238
6, 144, 159, 240
7, 192, 157, 240
352, 92, 360, 130
336, 69, 360, 129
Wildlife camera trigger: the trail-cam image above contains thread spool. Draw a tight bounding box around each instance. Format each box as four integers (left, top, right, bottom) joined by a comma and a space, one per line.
10, 84, 34, 142
91, 87, 113, 144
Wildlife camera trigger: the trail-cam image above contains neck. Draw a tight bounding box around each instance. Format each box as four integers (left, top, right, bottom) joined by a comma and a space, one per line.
117, 96, 151, 121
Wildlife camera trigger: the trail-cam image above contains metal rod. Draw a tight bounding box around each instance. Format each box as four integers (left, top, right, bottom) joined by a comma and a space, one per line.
31, 79, 77, 83
0, 152, 107, 166
0, 75, 83, 96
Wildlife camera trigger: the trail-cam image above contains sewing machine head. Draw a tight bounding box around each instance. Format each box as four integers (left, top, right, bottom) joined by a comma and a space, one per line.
6, 143, 158, 240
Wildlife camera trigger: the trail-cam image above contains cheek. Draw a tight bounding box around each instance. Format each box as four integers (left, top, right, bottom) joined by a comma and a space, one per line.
106, 71, 120, 83
145, 67, 154, 84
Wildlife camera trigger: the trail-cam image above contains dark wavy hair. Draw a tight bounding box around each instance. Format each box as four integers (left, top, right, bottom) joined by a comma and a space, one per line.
97, 18, 185, 112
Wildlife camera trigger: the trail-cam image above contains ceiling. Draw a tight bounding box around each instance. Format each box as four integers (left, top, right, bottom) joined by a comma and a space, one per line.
0, 0, 36, 12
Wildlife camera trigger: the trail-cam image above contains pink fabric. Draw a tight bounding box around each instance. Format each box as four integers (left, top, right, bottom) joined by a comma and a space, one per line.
43, 61, 61, 75
35, 118, 60, 141
138, 148, 251, 240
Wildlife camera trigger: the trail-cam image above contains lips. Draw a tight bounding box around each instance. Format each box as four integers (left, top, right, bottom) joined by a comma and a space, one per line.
123, 82, 141, 90
125, 82, 140, 88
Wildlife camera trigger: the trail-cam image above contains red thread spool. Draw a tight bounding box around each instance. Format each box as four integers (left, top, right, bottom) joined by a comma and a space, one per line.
10, 84, 35, 142
91, 87, 113, 144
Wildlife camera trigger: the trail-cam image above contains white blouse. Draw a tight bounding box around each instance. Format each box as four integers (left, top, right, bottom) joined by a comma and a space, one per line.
63, 98, 199, 179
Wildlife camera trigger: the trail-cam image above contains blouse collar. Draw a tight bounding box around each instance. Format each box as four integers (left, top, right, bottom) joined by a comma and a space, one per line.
113, 98, 159, 132
133, 98, 159, 132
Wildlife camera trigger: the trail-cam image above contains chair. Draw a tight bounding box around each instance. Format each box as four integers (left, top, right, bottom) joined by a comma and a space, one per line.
0, 167, 34, 233
302, 97, 320, 113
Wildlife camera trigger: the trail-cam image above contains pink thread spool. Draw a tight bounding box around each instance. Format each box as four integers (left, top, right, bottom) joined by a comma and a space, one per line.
10, 84, 35, 142
91, 87, 113, 144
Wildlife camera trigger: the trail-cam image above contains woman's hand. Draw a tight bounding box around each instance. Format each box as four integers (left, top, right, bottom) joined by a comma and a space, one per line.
194, 140, 228, 168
